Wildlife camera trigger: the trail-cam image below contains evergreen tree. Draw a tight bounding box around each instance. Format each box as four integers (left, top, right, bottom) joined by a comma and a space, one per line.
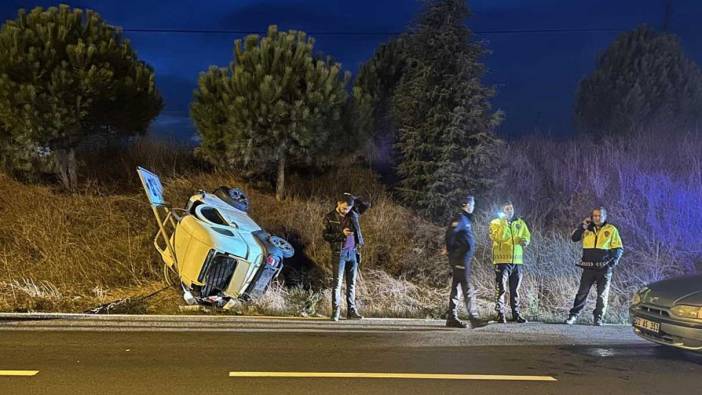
391, 0, 502, 220
0, 5, 162, 189
575, 25, 702, 136
190, 67, 231, 169
191, 26, 351, 200
354, 38, 407, 172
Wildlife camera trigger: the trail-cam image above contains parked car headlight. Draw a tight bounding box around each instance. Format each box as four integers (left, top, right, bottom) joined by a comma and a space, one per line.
632, 287, 648, 305
671, 305, 702, 319
632, 292, 642, 305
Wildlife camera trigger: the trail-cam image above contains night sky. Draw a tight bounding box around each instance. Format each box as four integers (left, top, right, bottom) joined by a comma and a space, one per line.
2, 0, 701, 141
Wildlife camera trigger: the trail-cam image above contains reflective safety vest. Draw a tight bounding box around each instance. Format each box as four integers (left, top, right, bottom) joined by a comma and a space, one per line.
489, 217, 531, 264
573, 223, 623, 268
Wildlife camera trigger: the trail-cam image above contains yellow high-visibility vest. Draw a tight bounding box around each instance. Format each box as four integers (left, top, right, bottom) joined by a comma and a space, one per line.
580, 223, 622, 250
489, 217, 531, 264
576, 223, 623, 268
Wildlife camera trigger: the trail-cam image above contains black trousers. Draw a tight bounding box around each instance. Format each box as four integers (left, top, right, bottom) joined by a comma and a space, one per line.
495, 264, 523, 315
447, 263, 478, 319
569, 268, 612, 319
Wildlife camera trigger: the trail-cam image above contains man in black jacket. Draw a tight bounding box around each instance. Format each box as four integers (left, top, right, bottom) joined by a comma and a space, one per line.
445, 195, 481, 328
322, 193, 367, 321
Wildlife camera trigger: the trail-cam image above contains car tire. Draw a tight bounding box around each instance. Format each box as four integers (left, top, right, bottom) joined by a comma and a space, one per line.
269, 235, 295, 258
213, 186, 250, 212
228, 187, 249, 212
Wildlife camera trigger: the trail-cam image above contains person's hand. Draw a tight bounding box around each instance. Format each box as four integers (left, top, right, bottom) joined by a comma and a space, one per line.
581, 217, 591, 229
343, 228, 354, 237
439, 246, 448, 256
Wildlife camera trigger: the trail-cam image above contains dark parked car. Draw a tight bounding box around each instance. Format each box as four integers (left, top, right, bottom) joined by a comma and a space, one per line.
630, 274, 702, 352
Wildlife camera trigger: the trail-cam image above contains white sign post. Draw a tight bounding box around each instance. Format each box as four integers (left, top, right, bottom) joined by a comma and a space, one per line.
137, 166, 179, 271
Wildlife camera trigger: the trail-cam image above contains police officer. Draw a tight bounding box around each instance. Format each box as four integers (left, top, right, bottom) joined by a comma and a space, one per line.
489, 201, 530, 323
565, 207, 623, 326
445, 195, 480, 328
322, 193, 366, 321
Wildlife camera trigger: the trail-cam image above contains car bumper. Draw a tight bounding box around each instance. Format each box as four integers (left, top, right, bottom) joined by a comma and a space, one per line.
630, 306, 702, 351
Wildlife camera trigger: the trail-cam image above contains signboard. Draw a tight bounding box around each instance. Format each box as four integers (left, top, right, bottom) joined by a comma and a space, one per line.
137, 166, 166, 206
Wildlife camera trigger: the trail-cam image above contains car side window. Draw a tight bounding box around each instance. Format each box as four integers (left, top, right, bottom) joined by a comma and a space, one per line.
199, 206, 228, 226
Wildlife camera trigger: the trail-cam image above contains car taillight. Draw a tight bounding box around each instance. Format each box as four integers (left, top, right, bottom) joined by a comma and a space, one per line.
265, 255, 278, 266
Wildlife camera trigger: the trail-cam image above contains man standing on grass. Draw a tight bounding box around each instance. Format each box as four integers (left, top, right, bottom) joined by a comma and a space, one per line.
489, 201, 531, 324
565, 207, 623, 326
322, 193, 367, 321
445, 195, 481, 328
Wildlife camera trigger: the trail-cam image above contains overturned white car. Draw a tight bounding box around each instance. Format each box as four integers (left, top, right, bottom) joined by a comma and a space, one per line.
137, 167, 294, 306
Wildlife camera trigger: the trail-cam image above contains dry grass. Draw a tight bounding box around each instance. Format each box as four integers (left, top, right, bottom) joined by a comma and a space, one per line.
0, 166, 456, 316
0, 174, 158, 286
3, 130, 692, 323
0, 165, 643, 322
221, 270, 446, 318
78, 135, 206, 195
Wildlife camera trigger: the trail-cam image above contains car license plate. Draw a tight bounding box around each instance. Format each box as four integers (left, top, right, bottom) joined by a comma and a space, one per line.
634, 317, 660, 333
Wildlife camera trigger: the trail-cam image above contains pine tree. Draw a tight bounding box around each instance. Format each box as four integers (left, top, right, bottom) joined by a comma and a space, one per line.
391, 0, 502, 220
0, 5, 162, 189
354, 38, 407, 171
191, 26, 352, 201
575, 25, 702, 136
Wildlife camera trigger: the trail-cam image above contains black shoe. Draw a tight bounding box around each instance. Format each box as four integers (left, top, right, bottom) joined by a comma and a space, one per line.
348, 310, 364, 320
468, 316, 487, 329
513, 314, 528, 323
564, 315, 577, 325
446, 318, 468, 328
594, 317, 604, 326
496, 313, 507, 324
331, 309, 340, 321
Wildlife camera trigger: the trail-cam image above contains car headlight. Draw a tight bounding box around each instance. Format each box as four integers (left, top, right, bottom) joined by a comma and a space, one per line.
632, 287, 648, 305
632, 292, 642, 305
671, 305, 702, 319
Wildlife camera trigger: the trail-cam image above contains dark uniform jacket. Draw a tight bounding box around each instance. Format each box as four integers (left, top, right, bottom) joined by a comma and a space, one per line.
322, 209, 364, 253
445, 211, 477, 265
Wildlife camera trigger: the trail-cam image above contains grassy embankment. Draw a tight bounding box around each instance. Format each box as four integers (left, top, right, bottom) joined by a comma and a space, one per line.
5, 132, 696, 323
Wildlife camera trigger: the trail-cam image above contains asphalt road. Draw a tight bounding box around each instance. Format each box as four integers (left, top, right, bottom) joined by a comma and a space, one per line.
0, 315, 700, 394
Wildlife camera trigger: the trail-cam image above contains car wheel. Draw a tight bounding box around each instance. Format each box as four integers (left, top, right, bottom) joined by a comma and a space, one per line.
227, 187, 249, 212
213, 186, 249, 212
269, 235, 295, 258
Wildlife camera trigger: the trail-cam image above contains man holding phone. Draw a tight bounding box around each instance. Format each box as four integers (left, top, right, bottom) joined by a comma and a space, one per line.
565, 207, 623, 326
322, 193, 366, 321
